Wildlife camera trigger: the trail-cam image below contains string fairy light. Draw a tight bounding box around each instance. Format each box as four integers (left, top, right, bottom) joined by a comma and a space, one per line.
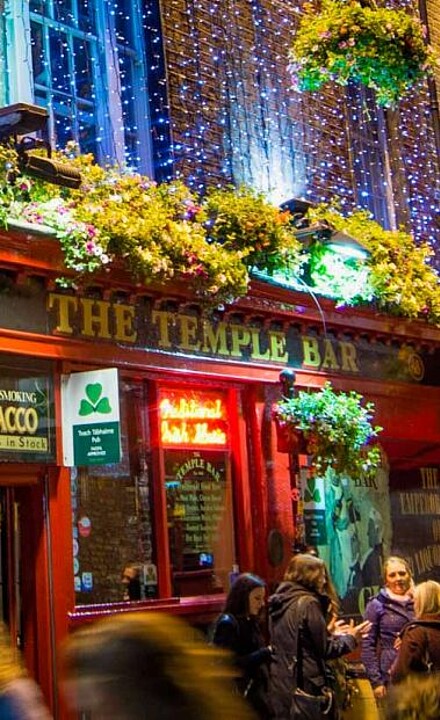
1, 0, 439, 254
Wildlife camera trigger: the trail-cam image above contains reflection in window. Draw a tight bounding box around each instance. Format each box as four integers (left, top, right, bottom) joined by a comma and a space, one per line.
71, 383, 156, 605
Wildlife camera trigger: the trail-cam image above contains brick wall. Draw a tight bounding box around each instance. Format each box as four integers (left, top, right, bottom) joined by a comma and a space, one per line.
159, 0, 440, 244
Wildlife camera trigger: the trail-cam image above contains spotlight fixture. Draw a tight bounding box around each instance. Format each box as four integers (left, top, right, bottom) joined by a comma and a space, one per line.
0, 102, 49, 139
0, 103, 83, 189
280, 197, 315, 216
19, 152, 82, 190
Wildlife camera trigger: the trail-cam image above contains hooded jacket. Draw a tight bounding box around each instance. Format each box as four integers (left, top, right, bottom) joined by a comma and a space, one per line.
268, 582, 356, 720
390, 614, 440, 684
361, 588, 414, 688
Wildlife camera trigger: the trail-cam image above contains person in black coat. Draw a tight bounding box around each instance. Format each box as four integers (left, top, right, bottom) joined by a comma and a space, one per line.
268, 553, 370, 720
212, 572, 273, 719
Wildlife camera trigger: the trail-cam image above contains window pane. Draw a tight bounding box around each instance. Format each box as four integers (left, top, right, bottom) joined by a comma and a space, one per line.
72, 383, 156, 605
31, 22, 48, 85
78, 103, 98, 156
78, 0, 96, 35
73, 37, 94, 99
114, 0, 134, 46
52, 94, 73, 148
49, 28, 71, 94
165, 449, 235, 596
54, 0, 73, 24
29, 0, 45, 12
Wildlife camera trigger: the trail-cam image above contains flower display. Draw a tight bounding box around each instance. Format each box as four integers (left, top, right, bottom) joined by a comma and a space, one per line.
0, 144, 304, 307
306, 203, 440, 324
1, 143, 439, 323
289, 0, 439, 106
273, 381, 382, 480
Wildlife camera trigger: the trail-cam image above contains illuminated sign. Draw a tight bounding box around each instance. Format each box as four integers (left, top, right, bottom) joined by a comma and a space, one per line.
159, 391, 228, 447
0, 376, 54, 459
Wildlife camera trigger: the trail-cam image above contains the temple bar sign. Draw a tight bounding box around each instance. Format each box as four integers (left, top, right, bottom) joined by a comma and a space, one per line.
61, 368, 121, 466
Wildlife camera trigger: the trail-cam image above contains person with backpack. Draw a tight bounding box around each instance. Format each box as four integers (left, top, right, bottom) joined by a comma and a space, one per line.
268, 553, 369, 720
212, 572, 273, 719
390, 580, 440, 683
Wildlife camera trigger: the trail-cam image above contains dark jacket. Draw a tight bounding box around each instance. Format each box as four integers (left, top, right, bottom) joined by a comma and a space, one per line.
268, 582, 356, 720
213, 612, 273, 719
390, 614, 440, 684
361, 588, 414, 688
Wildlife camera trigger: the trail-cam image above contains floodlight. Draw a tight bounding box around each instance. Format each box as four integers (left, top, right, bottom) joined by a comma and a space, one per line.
0, 103, 49, 139
19, 152, 82, 190
325, 230, 369, 260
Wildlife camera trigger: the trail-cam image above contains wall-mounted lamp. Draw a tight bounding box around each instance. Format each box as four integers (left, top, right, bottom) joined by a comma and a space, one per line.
0, 102, 82, 190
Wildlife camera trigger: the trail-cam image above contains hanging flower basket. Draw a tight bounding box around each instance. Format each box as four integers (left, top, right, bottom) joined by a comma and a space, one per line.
273, 382, 382, 479
288, 0, 440, 107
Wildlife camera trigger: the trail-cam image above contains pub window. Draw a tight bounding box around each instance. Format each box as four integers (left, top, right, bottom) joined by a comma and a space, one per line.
159, 388, 236, 597
72, 381, 156, 605
28, 0, 152, 172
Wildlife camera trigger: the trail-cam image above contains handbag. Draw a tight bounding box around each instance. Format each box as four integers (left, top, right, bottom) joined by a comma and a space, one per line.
291, 687, 334, 720
289, 597, 335, 720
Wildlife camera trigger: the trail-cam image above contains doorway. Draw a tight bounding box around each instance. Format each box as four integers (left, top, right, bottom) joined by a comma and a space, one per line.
0, 469, 53, 692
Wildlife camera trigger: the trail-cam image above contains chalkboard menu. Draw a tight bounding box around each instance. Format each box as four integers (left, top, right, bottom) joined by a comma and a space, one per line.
390, 466, 440, 582
165, 449, 233, 575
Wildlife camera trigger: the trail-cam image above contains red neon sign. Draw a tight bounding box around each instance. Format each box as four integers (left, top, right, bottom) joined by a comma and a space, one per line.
159, 392, 228, 447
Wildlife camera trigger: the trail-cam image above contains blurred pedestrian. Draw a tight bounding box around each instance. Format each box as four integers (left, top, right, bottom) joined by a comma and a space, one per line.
385, 673, 440, 720
362, 556, 414, 700
390, 580, 440, 683
212, 573, 273, 719
62, 612, 255, 720
0, 623, 52, 719
268, 553, 370, 720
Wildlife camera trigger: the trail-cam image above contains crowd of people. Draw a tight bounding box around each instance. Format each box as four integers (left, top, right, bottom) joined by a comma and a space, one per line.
2, 552, 440, 719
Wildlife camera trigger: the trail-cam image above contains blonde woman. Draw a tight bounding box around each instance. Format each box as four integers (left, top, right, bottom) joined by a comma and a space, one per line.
390, 579, 440, 683
361, 556, 415, 699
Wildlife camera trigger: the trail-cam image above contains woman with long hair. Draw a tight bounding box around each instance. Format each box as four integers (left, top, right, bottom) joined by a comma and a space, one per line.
269, 553, 369, 720
212, 572, 273, 719
390, 579, 440, 683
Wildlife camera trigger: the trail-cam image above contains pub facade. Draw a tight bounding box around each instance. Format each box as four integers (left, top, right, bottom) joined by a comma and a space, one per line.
0, 223, 440, 716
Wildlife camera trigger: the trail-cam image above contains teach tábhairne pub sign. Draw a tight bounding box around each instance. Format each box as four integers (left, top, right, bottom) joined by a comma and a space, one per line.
61, 368, 121, 466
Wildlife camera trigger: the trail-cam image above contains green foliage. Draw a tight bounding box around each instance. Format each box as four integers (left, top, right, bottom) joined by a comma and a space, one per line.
273, 381, 382, 480
0, 144, 304, 308
1, 144, 439, 325
203, 187, 304, 277
289, 0, 439, 107
306, 203, 440, 323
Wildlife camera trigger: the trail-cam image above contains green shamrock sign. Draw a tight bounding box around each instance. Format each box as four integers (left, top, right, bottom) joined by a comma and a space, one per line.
304, 476, 321, 504
78, 383, 112, 416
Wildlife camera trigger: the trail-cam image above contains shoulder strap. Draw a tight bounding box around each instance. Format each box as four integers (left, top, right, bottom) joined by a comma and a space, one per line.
291, 596, 311, 689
